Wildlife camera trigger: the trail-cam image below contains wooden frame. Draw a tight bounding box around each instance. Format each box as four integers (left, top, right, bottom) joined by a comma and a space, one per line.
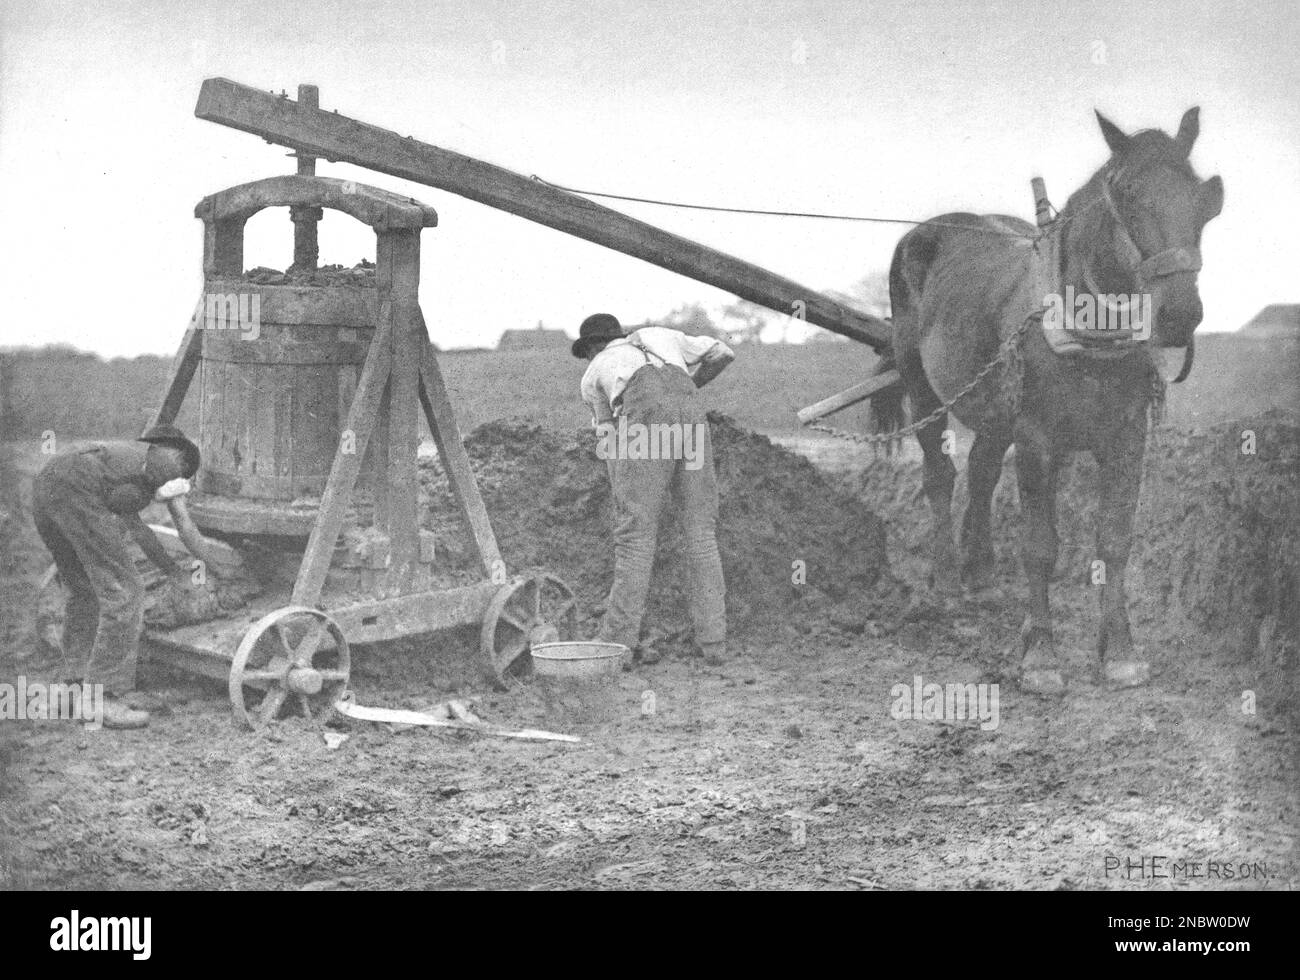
149, 174, 503, 611
193, 77, 893, 352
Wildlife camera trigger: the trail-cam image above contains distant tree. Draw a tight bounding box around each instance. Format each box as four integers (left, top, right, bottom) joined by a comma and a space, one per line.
828, 270, 891, 320
655, 302, 727, 340
718, 299, 771, 344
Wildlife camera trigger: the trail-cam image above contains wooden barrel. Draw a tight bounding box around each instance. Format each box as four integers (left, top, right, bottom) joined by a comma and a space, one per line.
194, 280, 379, 503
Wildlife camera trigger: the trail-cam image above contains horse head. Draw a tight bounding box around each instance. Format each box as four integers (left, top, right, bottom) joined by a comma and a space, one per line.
1091, 107, 1224, 375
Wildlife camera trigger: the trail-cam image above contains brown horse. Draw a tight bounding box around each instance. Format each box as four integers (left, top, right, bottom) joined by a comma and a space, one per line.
873, 108, 1224, 694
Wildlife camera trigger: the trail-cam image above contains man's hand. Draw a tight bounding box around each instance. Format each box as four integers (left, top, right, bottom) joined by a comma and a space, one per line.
692, 345, 735, 388
126, 515, 183, 578
153, 477, 192, 502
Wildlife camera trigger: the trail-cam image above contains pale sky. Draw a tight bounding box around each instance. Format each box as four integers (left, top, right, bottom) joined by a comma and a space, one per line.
1, 0, 1296, 357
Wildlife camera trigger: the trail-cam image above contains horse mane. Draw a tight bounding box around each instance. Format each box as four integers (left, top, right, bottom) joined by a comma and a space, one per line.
1061, 129, 1198, 220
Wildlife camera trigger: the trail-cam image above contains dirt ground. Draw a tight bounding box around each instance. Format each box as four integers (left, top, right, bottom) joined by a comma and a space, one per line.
0, 409, 1296, 890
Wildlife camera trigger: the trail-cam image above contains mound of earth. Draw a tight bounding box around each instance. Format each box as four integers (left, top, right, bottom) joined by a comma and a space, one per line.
419, 414, 901, 650
238, 260, 376, 287
854, 410, 1299, 665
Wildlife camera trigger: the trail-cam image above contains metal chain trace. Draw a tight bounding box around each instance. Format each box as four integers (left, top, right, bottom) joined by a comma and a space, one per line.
807, 312, 1037, 446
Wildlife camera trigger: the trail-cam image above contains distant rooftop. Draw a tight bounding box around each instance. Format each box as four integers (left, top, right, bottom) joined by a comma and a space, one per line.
497, 322, 571, 350
1240, 304, 1300, 336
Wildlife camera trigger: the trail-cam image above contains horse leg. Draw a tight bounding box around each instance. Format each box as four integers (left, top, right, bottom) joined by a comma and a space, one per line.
913, 384, 962, 598
1014, 428, 1065, 695
1094, 426, 1148, 688
960, 428, 1011, 594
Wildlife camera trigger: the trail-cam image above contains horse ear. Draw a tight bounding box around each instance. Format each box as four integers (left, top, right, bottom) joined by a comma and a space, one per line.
1175, 106, 1200, 157
1198, 175, 1224, 222
1095, 110, 1129, 156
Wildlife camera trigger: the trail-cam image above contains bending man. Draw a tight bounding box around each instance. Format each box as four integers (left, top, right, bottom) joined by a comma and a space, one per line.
33, 424, 200, 728
573, 313, 734, 666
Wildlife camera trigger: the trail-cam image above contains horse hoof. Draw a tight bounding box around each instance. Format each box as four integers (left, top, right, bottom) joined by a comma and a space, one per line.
961, 562, 995, 593
966, 583, 1003, 609
928, 575, 962, 598
902, 591, 955, 623
1103, 660, 1150, 689
1019, 668, 1066, 697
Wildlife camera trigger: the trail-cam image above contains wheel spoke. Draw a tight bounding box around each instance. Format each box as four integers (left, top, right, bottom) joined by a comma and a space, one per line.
272, 623, 296, 659
257, 687, 288, 727
240, 669, 285, 684
494, 636, 529, 672
499, 611, 530, 634
296, 620, 330, 665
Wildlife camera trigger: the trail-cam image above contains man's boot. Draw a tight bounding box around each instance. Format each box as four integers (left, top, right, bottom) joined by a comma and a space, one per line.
700, 641, 727, 666
99, 697, 150, 730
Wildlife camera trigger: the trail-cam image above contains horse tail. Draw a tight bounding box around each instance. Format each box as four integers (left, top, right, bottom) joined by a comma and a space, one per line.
867, 235, 923, 437
867, 351, 906, 435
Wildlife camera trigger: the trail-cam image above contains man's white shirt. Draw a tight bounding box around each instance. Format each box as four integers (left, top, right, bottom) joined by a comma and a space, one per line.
580, 327, 731, 425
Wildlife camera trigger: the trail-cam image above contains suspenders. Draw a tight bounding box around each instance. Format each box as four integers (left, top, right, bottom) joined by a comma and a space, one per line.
627, 333, 668, 367
610, 333, 669, 416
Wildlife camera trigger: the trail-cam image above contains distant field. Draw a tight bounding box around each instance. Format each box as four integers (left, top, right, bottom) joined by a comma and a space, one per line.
1, 334, 1295, 445
0, 341, 886, 442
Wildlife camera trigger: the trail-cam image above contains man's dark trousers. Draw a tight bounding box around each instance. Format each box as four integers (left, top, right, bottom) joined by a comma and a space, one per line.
599, 364, 726, 652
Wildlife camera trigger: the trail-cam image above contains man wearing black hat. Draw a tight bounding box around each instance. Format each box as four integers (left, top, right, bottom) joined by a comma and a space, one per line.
32, 424, 201, 728
574, 313, 734, 665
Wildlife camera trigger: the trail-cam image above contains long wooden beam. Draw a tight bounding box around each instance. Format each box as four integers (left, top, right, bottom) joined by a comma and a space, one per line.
194, 77, 892, 352
796, 369, 902, 425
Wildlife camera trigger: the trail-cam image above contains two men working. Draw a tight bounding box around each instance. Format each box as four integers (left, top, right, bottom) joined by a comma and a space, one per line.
34, 313, 729, 728
573, 313, 735, 666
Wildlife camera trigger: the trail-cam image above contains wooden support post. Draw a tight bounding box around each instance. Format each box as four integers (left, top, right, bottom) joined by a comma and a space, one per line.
147, 299, 205, 430
416, 310, 504, 581
1031, 177, 1052, 230
289, 84, 322, 271
368, 389, 391, 532
378, 229, 422, 594
292, 317, 394, 608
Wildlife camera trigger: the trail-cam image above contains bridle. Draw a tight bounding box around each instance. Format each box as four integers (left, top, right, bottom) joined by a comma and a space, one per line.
1069, 167, 1201, 382
1089, 171, 1203, 290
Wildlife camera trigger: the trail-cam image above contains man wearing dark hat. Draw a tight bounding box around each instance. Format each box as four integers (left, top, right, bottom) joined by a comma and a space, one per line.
574, 313, 735, 666
32, 424, 201, 728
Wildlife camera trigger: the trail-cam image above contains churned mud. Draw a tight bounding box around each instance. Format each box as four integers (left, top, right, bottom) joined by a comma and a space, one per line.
0, 410, 1295, 890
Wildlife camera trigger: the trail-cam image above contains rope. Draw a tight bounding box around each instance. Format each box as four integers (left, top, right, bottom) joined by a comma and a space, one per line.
530, 175, 1038, 239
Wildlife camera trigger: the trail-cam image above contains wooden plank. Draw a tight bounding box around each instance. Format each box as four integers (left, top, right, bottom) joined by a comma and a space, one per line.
248, 362, 278, 485
147, 303, 204, 429
291, 317, 394, 607
198, 339, 371, 365
797, 369, 902, 425
330, 581, 498, 644
195, 77, 891, 350
378, 230, 421, 594
416, 311, 504, 580
274, 371, 293, 484
367, 391, 391, 531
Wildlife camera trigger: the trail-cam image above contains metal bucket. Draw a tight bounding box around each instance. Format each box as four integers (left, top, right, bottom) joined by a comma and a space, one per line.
530, 641, 628, 680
